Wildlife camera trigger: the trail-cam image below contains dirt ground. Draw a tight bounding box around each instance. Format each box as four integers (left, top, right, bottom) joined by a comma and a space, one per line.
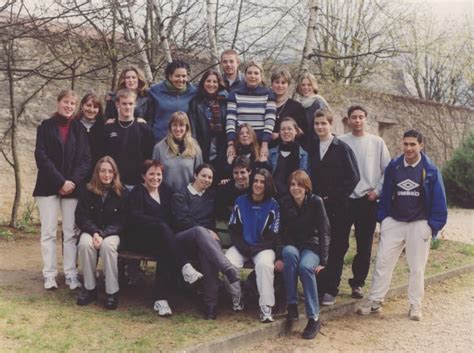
244, 208, 474, 353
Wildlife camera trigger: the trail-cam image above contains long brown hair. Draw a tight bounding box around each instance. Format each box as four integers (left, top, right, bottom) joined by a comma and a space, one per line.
117, 65, 149, 96
235, 123, 260, 159
76, 93, 104, 121
87, 156, 123, 197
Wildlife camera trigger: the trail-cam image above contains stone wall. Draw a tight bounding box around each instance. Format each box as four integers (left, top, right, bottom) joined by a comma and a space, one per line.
1, 66, 473, 221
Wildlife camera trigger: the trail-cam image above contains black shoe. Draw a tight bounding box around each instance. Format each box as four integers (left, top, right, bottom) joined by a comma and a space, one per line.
77, 287, 97, 306
204, 305, 218, 320
286, 303, 299, 321
104, 292, 119, 310
224, 268, 240, 284
351, 286, 364, 299
302, 318, 321, 340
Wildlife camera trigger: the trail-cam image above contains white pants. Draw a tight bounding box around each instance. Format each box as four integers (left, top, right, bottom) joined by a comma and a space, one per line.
78, 233, 120, 294
368, 217, 431, 308
36, 196, 79, 279
224, 246, 275, 307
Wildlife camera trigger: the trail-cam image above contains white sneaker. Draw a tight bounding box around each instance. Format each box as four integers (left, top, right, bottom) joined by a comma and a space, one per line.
44, 277, 58, 290
181, 263, 203, 284
409, 305, 422, 321
154, 300, 173, 316
260, 305, 274, 323
65, 277, 82, 290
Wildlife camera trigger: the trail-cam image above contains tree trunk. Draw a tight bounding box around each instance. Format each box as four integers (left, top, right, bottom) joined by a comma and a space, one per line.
5, 39, 21, 228
206, 0, 220, 69
299, 0, 319, 73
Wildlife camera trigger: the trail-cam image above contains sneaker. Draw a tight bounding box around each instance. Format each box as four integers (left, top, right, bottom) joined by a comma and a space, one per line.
231, 294, 244, 312
260, 305, 274, 323
302, 318, 321, 339
286, 303, 299, 321
181, 263, 203, 284
321, 293, 335, 306
154, 300, 172, 316
44, 277, 58, 290
104, 292, 119, 310
409, 305, 422, 321
351, 286, 364, 299
357, 299, 382, 315
65, 277, 82, 290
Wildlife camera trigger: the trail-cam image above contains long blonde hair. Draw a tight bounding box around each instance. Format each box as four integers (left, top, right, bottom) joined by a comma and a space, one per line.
165, 111, 199, 158
87, 156, 123, 197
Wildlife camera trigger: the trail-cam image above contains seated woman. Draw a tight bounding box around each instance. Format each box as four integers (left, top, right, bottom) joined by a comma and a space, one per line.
275, 170, 330, 339
268, 117, 308, 197
76, 156, 128, 310
171, 164, 239, 320
224, 168, 279, 323
126, 160, 203, 316
153, 111, 203, 193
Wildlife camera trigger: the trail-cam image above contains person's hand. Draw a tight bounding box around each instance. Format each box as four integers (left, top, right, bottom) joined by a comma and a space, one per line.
271, 132, 279, 140
105, 118, 116, 125
367, 191, 378, 201
208, 229, 220, 241
137, 117, 147, 124
274, 259, 284, 272
314, 265, 325, 274
59, 180, 75, 195
219, 178, 231, 186
93, 233, 103, 250
259, 142, 269, 161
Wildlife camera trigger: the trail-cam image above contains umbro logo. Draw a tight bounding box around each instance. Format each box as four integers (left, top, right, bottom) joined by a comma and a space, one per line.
397, 179, 419, 191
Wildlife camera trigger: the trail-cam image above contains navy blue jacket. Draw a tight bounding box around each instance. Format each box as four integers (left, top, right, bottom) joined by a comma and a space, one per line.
378, 153, 447, 237
33, 116, 90, 198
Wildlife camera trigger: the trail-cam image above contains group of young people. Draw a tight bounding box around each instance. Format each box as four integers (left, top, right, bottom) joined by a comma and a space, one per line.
34, 49, 448, 340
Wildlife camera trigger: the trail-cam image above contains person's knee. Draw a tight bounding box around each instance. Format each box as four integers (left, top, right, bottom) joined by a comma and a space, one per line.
255, 259, 274, 273
101, 237, 119, 254
298, 261, 314, 276
282, 246, 299, 261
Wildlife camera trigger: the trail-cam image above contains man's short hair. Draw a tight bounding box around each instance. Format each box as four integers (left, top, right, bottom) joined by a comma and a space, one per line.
347, 105, 368, 118
231, 155, 251, 172
115, 88, 137, 103
314, 108, 334, 125
220, 49, 240, 61
403, 129, 423, 144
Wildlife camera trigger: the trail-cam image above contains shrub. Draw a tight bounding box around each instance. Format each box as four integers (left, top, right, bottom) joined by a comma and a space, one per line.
442, 131, 474, 208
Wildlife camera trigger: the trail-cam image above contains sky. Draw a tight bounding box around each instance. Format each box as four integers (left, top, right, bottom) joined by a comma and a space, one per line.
404, 0, 472, 22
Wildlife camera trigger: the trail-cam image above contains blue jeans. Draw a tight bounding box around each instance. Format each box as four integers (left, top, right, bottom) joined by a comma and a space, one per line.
282, 245, 320, 319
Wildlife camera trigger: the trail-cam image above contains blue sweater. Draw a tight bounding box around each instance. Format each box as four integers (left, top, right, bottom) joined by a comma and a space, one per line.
225, 85, 276, 143
149, 81, 197, 142
378, 153, 447, 237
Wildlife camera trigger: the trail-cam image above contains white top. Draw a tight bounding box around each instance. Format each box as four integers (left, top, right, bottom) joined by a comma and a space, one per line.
339, 133, 391, 198
319, 135, 334, 159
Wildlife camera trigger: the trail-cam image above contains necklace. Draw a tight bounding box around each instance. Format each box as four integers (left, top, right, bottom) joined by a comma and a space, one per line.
276, 98, 288, 120
118, 119, 135, 129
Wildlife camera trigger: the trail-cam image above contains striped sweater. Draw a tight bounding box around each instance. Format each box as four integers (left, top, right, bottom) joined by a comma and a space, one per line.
225, 85, 276, 143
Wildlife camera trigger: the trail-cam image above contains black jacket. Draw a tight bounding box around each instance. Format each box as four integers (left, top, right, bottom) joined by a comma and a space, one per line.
33, 116, 90, 198
188, 93, 227, 163
277, 193, 331, 266
79, 119, 106, 179
75, 187, 128, 238
171, 186, 216, 232
309, 135, 360, 207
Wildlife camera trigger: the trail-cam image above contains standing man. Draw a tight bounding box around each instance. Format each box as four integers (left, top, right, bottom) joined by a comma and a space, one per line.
358, 130, 447, 321
104, 88, 154, 189
338, 106, 391, 299
220, 49, 244, 91
308, 108, 360, 306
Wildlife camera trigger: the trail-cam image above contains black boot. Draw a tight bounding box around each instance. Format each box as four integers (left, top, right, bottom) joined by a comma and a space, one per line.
104, 292, 119, 310
77, 287, 97, 306
302, 318, 320, 339
286, 303, 299, 321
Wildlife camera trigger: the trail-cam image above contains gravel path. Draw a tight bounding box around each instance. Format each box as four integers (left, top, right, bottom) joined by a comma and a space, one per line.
244, 273, 474, 353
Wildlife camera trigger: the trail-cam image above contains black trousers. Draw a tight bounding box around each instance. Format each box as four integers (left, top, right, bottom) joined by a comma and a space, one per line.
318, 196, 377, 297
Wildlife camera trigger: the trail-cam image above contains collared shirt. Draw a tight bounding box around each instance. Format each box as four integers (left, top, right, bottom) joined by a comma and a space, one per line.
187, 183, 205, 196
404, 155, 422, 168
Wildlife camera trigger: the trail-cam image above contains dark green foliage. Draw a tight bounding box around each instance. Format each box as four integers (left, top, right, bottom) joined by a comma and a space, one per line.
442, 131, 474, 208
